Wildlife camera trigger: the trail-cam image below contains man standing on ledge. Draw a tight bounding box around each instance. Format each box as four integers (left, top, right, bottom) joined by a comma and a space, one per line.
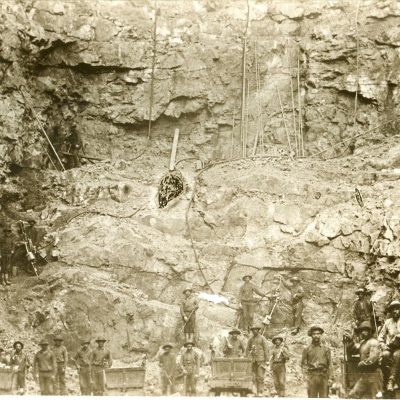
301, 326, 332, 398
290, 277, 304, 335
239, 275, 266, 332
180, 288, 199, 343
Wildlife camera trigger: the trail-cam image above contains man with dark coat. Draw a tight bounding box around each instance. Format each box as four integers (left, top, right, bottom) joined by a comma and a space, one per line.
239, 275, 266, 331
52, 335, 68, 395
157, 343, 177, 395
33, 339, 57, 395
180, 288, 199, 343
270, 335, 289, 397
290, 277, 304, 335
223, 329, 245, 358
90, 337, 112, 395
352, 288, 373, 328
10, 341, 30, 394
246, 325, 269, 396
180, 341, 200, 396
345, 321, 382, 398
301, 326, 332, 398
0, 226, 14, 285
72, 339, 92, 395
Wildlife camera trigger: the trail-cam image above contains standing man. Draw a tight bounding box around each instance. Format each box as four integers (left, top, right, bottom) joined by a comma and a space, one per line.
344, 321, 382, 398
290, 277, 304, 335
66, 123, 83, 168
270, 335, 289, 397
246, 325, 269, 397
157, 343, 177, 395
180, 341, 200, 396
10, 341, 30, 395
180, 288, 199, 343
90, 337, 112, 396
378, 300, 400, 392
239, 275, 266, 332
353, 288, 373, 328
53, 335, 68, 395
223, 329, 245, 358
0, 226, 14, 285
72, 339, 92, 395
301, 326, 332, 398
33, 339, 57, 395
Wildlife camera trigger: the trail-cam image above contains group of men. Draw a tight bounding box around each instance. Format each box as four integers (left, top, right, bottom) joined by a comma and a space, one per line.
0, 336, 112, 395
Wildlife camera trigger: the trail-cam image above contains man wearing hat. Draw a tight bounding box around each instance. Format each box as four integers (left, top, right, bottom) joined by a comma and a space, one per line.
10, 341, 30, 394
180, 341, 200, 396
90, 337, 112, 395
52, 335, 68, 395
352, 288, 373, 328
33, 339, 57, 395
301, 326, 332, 398
223, 329, 245, 358
290, 277, 304, 335
0, 226, 15, 286
270, 335, 289, 397
246, 326, 269, 396
239, 275, 267, 332
344, 321, 382, 398
180, 288, 199, 343
379, 300, 400, 392
157, 343, 177, 395
72, 339, 92, 395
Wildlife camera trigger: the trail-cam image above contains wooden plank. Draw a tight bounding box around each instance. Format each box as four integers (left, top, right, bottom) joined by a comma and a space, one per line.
169, 128, 180, 171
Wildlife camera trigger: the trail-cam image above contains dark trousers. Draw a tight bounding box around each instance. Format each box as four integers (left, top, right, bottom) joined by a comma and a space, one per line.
14, 371, 26, 391
54, 363, 66, 395
252, 361, 265, 395
293, 301, 303, 329
349, 370, 382, 398
91, 366, 106, 395
242, 302, 255, 331
272, 363, 286, 396
39, 371, 54, 395
79, 367, 92, 395
161, 372, 175, 395
184, 372, 197, 396
382, 349, 400, 384
307, 372, 328, 398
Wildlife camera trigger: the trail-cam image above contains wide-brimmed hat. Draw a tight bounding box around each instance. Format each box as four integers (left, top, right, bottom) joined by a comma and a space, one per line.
355, 288, 365, 294
229, 328, 241, 335
95, 337, 107, 343
355, 321, 372, 333
242, 275, 252, 281
183, 288, 193, 294
13, 341, 24, 349
162, 343, 174, 350
290, 277, 300, 282
272, 335, 284, 344
39, 339, 49, 346
81, 339, 91, 345
250, 325, 262, 331
389, 300, 400, 310
53, 335, 63, 342
308, 326, 324, 336
183, 341, 195, 347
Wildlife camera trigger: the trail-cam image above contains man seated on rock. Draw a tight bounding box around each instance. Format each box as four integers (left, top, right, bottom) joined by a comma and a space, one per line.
344, 321, 382, 398
223, 329, 245, 358
378, 300, 400, 392
352, 288, 373, 329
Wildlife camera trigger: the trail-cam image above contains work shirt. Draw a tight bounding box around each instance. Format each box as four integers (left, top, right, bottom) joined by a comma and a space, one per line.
90, 348, 112, 368
158, 352, 177, 375
10, 351, 30, 372
0, 355, 9, 366
378, 318, 400, 346
180, 350, 200, 374
73, 347, 92, 368
291, 285, 305, 304
223, 337, 245, 358
352, 299, 373, 325
246, 334, 269, 363
301, 343, 331, 374
270, 345, 289, 363
33, 349, 56, 374
348, 337, 379, 370
239, 282, 265, 303
53, 345, 68, 367
180, 295, 199, 318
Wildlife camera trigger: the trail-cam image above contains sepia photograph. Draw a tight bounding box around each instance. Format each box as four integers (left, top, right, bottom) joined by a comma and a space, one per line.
0, 0, 400, 397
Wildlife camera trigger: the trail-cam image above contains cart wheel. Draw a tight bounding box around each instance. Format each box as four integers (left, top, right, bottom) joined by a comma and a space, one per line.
239, 390, 248, 397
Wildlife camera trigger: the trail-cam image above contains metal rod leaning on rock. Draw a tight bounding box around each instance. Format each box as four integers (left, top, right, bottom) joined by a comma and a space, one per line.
169, 128, 180, 171
371, 301, 379, 336
289, 49, 299, 157
297, 54, 304, 157
276, 86, 292, 155
19, 87, 66, 171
